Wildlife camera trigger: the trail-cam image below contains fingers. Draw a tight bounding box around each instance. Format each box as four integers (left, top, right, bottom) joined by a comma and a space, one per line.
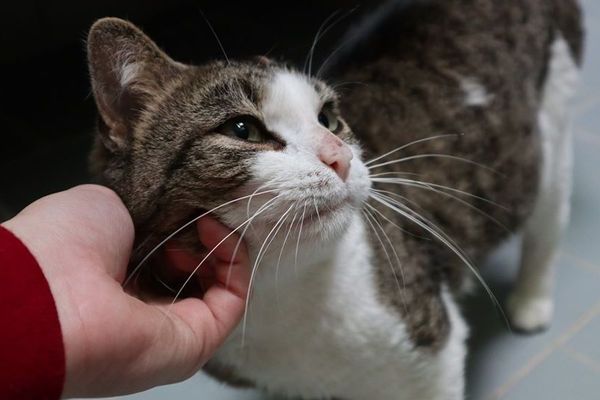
161, 216, 251, 294
170, 289, 246, 361
197, 217, 250, 298
65, 185, 134, 282
180, 217, 250, 350
112, 294, 242, 393
58, 185, 134, 282
2, 185, 134, 283
139, 218, 251, 380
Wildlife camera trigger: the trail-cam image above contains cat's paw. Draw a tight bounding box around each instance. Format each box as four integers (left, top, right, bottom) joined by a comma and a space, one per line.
506, 291, 554, 333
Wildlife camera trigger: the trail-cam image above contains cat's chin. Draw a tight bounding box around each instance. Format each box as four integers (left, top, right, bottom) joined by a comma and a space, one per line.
295, 203, 356, 241
237, 203, 358, 255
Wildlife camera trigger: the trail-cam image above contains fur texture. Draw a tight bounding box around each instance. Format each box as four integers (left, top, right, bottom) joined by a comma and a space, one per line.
507, 34, 579, 332
327, 0, 583, 347
86, 0, 583, 398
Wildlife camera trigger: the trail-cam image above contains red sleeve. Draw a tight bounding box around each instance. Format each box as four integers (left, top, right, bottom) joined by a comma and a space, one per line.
0, 225, 65, 400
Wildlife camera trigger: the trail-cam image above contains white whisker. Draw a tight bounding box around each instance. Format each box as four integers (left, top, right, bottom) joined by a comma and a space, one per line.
226, 194, 284, 287
313, 196, 322, 227
368, 153, 503, 176
369, 192, 507, 323
246, 182, 276, 219
294, 203, 308, 272
253, 206, 295, 277
370, 188, 431, 219
364, 134, 461, 166
309, 7, 358, 77
198, 9, 230, 64
151, 268, 177, 294
170, 194, 283, 306
305, 10, 341, 76
368, 171, 423, 178
125, 189, 278, 287
329, 81, 369, 91
242, 204, 295, 348
362, 208, 407, 314
394, 182, 509, 231
314, 6, 360, 77
371, 177, 509, 211
315, 36, 351, 78
366, 193, 430, 240
275, 209, 299, 308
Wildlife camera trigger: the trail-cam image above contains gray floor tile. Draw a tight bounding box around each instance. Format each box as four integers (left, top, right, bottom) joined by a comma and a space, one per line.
465, 250, 600, 400
106, 373, 264, 400
568, 314, 600, 364
566, 137, 600, 263
499, 351, 600, 400
577, 6, 600, 96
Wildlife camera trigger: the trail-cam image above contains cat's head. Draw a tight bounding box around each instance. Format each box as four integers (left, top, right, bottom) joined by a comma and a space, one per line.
87, 18, 371, 259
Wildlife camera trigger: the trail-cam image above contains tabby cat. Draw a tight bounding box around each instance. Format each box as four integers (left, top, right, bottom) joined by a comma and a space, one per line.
86, 0, 583, 398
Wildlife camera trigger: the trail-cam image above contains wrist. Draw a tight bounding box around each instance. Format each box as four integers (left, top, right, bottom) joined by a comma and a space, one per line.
2, 185, 135, 397
2, 216, 90, 397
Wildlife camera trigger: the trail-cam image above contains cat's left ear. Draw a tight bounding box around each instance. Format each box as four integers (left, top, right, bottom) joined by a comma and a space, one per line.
87, 17, 185, 148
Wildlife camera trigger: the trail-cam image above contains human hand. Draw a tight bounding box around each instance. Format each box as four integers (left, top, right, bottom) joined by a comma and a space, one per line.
2, 185, 250, 398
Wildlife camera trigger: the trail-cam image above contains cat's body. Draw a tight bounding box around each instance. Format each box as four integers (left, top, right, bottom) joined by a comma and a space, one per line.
328, 0, 583, 344
87, 1, 583, 399
210, 212, 469, 399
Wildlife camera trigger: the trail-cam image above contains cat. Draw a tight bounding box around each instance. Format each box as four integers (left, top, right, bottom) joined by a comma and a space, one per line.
86, 0, 583, 398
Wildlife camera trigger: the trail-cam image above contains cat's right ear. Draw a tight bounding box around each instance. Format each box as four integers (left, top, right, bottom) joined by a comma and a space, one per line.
87, 18, 185, 148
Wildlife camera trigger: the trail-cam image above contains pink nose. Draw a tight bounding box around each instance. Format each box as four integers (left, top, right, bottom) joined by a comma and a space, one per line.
317, 133, 353, 182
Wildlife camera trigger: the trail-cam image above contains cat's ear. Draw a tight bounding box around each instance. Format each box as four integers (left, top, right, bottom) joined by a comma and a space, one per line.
87, 17, 185, 147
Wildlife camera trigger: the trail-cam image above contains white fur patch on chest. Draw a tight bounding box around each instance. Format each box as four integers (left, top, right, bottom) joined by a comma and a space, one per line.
212, 215, 467, 400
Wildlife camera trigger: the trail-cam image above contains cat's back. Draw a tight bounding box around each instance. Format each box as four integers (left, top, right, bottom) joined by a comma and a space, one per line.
327, 0, 583, 346
331, 0, 583, 256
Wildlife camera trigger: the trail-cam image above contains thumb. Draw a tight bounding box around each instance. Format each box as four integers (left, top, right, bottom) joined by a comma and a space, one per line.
142, 217, 250, 382
171, 217, 250, 354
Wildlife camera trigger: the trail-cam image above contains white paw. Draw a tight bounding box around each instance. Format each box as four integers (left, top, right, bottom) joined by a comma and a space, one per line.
506, 292, 554, 333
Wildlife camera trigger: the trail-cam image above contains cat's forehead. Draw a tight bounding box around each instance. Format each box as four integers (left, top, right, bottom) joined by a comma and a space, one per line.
171, 63, 336, 130
191, 63, 335, 111
192, 62, 269, 101
263, 71, 323, 119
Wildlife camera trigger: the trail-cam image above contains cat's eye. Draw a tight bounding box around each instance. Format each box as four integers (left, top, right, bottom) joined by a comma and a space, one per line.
318, 108, 340, 133
219, 116, 266, 143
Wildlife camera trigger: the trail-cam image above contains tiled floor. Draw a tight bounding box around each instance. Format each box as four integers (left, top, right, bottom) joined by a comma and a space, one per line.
90, 2, 599, 399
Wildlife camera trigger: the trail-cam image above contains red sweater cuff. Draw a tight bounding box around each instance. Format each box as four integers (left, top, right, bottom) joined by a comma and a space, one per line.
0, 225, 65, 400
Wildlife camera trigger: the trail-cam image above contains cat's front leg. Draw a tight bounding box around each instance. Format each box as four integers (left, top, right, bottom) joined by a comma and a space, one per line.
507, 35, 578, 333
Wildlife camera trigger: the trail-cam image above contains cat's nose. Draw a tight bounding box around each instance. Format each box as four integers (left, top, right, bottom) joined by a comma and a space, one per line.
317, 133, 353, 182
